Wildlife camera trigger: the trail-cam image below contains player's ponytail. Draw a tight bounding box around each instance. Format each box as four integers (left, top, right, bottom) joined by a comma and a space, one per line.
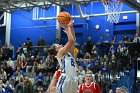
47, 45, 58, 55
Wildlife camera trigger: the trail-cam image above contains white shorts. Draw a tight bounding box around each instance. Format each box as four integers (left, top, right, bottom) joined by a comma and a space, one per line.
56, 74, 78, 93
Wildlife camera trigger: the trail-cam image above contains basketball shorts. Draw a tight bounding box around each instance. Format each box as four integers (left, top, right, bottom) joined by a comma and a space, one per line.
56, 74, 78, 93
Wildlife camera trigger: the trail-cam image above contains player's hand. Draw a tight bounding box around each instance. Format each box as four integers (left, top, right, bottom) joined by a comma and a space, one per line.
59, 22, 68, 30
59, 17, 74, 30
67, 17, 74, 28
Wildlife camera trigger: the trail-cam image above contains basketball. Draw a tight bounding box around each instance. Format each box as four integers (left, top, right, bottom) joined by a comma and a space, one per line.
57, 12, 71, 25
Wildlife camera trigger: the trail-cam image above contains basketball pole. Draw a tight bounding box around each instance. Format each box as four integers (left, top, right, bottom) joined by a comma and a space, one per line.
5, 11, 11, 46
136, 0, 140, 35
56, 5, 61, 43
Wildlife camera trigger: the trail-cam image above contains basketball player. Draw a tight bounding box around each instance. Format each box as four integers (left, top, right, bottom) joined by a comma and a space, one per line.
47, 18, 78, 93
78, 73, 101, 93
47, 69, 61, 93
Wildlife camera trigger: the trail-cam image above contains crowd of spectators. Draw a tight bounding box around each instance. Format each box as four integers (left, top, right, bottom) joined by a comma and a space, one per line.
0, 34, 139, 93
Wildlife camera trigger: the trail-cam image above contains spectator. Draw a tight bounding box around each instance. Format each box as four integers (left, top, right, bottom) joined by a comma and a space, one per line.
0, 48, 3, 61
81, 43, 86, 54
0, 67, 7, 81
15, 77, 24, 93
78, 58, 86, 71
17, 51, 25, 68
8, 43, 14, 59
91, 50, 98, 61
87, 59, 94, 71
108, 45, 115, 57
15, 48, 21, 60
0, 80, 5, 93
2, 43, 8, 60
14, 72, 23, 87
26, 56, 35, 73
109, 89, 113, 93
24, 77, 32, 93
91, 45, 99, 54
6, 58, 14, 68
37, 36, 46, 46
120, 46, 129, 70
84, 52, 91, 62
46, 55, 57, 74
4, 64, 13, 80
110, 54, 116, 77
25, 38, 32, 54
17, 56, 22, 69
135, 32, 139, 37
103, 55, 109, 63
110, 54, 116, 69
36, 72, 44, 92
18, 51, 25, 62
37, 36, 46, 56
37, 59, 46, 73
22, 43, 27, 57
85, 37, 93, 54
117, 44, 122, 57
77, 66, 86, 84
101, 62, 108, 74
122, 35, 129, 42
21, 57, 27, 72
77, 50, 84, 59
4, 80, 14, 93
12, 67, 24, 77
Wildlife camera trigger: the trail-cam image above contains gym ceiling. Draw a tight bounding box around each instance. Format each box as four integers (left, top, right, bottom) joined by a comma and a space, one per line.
0, 0, 139, 13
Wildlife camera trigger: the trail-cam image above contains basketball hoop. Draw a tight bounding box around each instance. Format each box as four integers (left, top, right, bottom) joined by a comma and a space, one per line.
101, 0, 123, 24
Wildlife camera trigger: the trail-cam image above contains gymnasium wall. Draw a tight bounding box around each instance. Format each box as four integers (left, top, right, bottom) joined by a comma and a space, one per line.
10, 7, 57, 49
9, 1, 136, 49
63, 2, 136, 44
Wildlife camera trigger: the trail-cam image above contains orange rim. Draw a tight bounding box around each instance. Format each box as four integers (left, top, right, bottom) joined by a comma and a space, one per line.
102, 0, 122, 5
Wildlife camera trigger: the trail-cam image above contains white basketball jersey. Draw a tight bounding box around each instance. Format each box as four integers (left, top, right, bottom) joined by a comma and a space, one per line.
57, 52, 77, 77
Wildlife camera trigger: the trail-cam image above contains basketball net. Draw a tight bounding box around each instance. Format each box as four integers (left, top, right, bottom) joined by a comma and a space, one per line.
102, 0, 123, 24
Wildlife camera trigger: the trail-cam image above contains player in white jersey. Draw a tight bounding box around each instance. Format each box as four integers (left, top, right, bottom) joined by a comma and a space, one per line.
47, 18, 78, 93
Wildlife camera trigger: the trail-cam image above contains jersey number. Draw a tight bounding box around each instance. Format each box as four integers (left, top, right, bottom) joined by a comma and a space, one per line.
57, 76, 66, 90
71, 58, 75, 67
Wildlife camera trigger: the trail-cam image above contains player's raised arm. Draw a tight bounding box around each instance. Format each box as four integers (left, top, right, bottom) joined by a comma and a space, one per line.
68, 18, 76, 55
57, 18, 76, 58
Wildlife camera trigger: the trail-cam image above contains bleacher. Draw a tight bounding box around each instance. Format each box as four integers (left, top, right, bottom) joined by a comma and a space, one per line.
111, 68, 135, 93
0, 41, 140, 93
